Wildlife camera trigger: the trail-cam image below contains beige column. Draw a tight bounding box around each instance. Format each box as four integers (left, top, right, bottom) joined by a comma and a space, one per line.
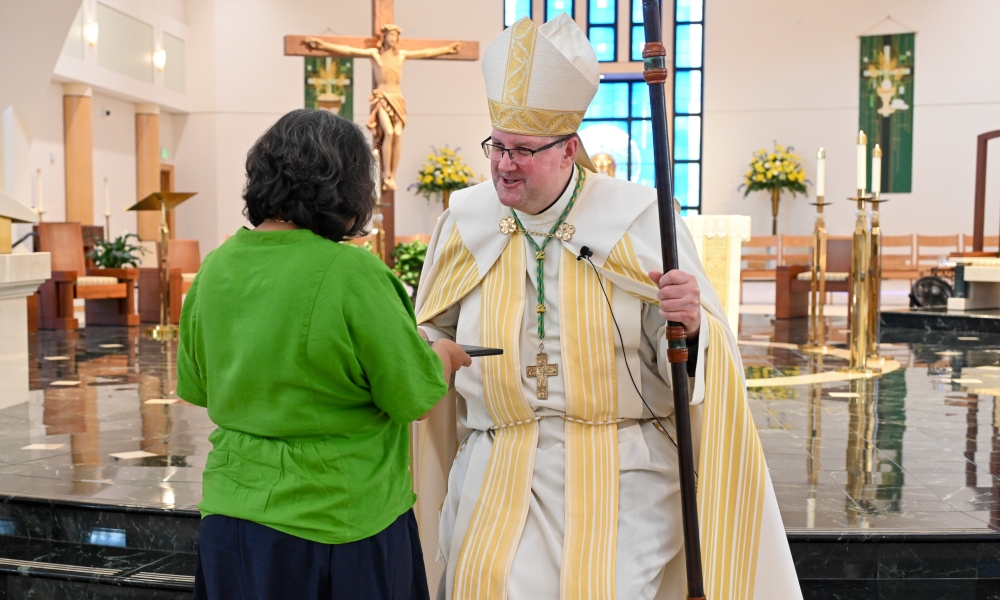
135, 103, 160, 241
63, 84, 94, 225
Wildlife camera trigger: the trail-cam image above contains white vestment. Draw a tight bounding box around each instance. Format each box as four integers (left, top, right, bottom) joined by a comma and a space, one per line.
415, 168, 801, 600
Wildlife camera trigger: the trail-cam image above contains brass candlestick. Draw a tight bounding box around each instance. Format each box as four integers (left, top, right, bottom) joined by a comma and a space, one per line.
809, 198, 831, 346
848, 191, 870, 371
126, 191, 196, 341
865, 194, 888, 361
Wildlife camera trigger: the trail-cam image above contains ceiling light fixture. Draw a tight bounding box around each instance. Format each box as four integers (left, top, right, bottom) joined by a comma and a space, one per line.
153, 49, 166, 70
83, 21, 99, 47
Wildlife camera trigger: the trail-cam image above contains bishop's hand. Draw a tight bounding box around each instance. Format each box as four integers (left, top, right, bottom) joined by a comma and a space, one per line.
648, 269, 701, 337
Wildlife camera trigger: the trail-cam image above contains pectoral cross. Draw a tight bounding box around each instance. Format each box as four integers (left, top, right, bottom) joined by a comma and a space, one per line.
527, 353, 558, 400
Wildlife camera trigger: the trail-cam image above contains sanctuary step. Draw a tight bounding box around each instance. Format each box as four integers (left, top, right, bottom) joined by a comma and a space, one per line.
0, 494, 198, 598
881, 307, 1000, 334
790, 532, 1000, 599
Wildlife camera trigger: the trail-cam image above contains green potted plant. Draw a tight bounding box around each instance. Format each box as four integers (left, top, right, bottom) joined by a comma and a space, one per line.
88, 233, 146, 269
391, 239, 428, 302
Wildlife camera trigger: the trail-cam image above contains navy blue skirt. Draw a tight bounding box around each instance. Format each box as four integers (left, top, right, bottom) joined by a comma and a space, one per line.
193, 510, 429, 600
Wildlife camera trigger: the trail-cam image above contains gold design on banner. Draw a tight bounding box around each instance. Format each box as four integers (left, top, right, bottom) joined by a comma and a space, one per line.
489, 100, 585, 136
559, 246, 619, 599
501, 18, 537, 107
416, 224, 481, 325
699, 315, 766, 599
453, 233, 537, 600
702, 236, 731, 316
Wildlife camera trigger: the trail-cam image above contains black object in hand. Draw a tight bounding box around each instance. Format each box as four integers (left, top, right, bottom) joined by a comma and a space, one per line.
459, 345, 503, 357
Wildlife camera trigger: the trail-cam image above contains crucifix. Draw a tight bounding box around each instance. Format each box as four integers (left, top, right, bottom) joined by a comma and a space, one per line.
285, 0, 479, 265
527, 353, 558, 400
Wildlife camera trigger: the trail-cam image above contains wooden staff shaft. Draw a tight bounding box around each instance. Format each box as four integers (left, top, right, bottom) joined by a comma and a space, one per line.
641, 1, 705, 598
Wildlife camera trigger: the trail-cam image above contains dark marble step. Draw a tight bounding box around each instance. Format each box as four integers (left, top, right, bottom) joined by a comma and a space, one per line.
791, 532, 1000, 599
0, 536, 194, 597
0, 494, 199, 554
881, 307, 1000, 334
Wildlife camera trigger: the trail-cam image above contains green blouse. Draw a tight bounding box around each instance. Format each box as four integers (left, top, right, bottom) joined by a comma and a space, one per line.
177, 227, 447, 544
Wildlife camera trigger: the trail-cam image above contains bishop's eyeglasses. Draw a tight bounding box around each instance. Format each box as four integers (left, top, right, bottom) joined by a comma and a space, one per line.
481, 135, 574, 165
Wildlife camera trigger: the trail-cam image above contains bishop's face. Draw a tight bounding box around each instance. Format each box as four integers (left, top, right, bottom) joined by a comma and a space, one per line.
489, 129, 577, 215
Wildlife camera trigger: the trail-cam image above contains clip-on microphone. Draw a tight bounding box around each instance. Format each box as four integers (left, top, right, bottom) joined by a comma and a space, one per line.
576, 246, 594, 261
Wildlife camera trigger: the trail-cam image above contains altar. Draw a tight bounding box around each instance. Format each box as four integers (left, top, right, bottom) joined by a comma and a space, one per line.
682, 214, 751, 331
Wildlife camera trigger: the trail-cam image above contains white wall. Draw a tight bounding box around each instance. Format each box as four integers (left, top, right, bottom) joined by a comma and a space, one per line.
703, 0, 1000, 239
171, 0, 497, 254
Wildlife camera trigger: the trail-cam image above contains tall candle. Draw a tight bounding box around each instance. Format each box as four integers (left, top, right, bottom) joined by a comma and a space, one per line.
36, 169, 43, 213
816, 148, 826, 197
856, 131, 867, 192
104, 178, 110, 215
871, 145, 882, 195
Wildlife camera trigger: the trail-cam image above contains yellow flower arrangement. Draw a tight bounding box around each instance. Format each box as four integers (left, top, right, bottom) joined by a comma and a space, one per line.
739, 143, 808, 197
410, 146, 476, 201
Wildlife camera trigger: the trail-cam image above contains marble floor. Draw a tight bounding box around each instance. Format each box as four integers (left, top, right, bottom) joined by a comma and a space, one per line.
4, 315, 1000, 539
0, 327, 211, 512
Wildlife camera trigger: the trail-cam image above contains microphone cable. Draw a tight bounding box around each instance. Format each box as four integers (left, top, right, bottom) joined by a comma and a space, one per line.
576, 246, 682, 452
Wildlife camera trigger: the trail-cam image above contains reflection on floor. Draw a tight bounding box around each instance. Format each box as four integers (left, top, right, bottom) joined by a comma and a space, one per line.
3, 319, 1000, 597
742, 314, 1000, 533
2, 328, 211, 510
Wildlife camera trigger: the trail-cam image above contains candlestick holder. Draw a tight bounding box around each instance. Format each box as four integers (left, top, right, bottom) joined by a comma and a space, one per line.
864, 194, 888, 361
847, 192, 871, 371
104, 212, 111, 240
808, 198, 831, 346
35, 208, 45, 224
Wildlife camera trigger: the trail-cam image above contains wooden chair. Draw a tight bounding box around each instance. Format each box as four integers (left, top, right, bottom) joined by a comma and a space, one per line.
916, 234, 960, 274
962, 234, 1000, 254
881, 234, 920, 283
779, 235, 814, 267
776, 238, 852, 319
139, 240, 201, 324
36, 222, 139, 330
740, 235, 779, 281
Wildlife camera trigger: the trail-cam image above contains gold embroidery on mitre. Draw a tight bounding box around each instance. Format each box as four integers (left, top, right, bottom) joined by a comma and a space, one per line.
488, 100, 585, 136
502, 18, 537, 107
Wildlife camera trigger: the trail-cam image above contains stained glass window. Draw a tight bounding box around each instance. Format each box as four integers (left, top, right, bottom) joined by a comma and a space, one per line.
630, 0, 644, 61
503, 0, 531, 27
588, 0, 617, 62
673, 0, 704, 212
546, 0, 574, 20
579, 81, 654, 186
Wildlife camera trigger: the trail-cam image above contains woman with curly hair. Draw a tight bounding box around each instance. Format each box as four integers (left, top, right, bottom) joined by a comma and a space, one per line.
177, 109, 469, 600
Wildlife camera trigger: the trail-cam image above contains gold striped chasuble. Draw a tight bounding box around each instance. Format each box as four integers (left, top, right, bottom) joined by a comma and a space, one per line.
417, 222, 769, 599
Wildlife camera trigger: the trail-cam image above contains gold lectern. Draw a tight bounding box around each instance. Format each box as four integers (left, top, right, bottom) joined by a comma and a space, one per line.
126, 192, 196, 340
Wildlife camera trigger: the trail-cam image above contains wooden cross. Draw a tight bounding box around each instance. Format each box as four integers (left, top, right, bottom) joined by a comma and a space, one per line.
527, 353, 558, 400
284, 0, 479, 266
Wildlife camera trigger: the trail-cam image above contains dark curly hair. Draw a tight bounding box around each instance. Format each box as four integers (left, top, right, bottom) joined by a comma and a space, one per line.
242, 109, 377, 241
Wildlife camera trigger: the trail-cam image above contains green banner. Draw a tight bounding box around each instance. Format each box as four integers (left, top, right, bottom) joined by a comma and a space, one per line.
859, 33, 914, 193
305, 57, 353, 120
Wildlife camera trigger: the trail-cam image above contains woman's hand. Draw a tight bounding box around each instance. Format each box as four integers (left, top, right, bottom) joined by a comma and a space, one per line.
419, 340, 472, 422
432, 339, 472, 382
